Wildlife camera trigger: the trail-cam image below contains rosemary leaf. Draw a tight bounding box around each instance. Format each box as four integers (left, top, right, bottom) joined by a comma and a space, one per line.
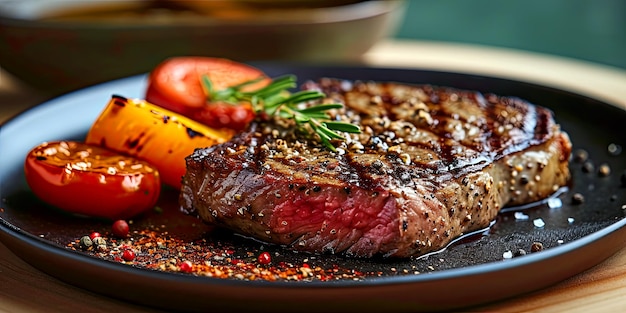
247, 75, 296, 99
313, 124, 336, 151
323, 121, 361, 133
294, 114, 311, 124
230, 76, 266, 89
201, 76, 215, 95
299, 103, 344, 113
297, 112, 331, 120
201, 74, 361, 150
318, 125, 345, 140
283, 91, 326, 104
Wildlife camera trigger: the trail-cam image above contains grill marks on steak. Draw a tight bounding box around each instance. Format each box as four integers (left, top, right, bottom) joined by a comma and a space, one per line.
317, 80, 557, 183
180, 78, 572, 258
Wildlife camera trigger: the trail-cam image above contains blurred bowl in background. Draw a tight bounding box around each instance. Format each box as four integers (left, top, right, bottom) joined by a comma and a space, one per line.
0, 0, 405, 95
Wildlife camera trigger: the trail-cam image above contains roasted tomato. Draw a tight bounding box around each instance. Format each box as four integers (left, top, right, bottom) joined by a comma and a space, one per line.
145, 56, 271, 131
24, 141, 161, 220
86, 95, 233, 189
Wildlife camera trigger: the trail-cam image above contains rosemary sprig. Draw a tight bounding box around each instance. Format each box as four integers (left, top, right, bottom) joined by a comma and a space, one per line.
201, 74, 361, 151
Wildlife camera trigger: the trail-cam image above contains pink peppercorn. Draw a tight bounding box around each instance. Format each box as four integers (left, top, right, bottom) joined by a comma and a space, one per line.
257, 252, 271, 265
112, 220, 129, 238
122, 249, 135, 261
179, 261, 193, 273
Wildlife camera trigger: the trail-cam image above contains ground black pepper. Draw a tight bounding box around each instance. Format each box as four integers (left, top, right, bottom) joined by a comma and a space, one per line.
513, 249, 527, 257
572, 193, 585, 205
598, 163, 611, 177
79, 236, 92, 249
519, 175, 529, 185
530, 242, 544, 253
93, 237, 107, 251
582, 161, 595, 173
573, 149, 589, 163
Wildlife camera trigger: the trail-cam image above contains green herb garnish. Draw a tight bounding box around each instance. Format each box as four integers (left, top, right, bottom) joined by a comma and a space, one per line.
201, 74, 361, 151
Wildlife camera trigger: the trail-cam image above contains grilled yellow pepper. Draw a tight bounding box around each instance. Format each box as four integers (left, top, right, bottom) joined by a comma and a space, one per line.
86, 95, 234, 189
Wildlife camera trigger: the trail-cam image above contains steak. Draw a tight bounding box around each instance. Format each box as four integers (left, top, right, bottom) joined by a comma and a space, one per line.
179, 78, 572, 258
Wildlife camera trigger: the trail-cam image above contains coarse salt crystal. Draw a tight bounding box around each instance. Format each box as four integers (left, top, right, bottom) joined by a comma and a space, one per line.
547, 197, 562, 209
533, 218, 545, 228
514, 212, 529, 220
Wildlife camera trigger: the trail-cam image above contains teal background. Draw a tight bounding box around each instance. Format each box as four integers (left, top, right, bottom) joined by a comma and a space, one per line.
393, 0, 626, 70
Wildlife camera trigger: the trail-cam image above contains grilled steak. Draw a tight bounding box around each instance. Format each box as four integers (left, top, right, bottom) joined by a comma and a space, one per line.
180, 78, 572, 258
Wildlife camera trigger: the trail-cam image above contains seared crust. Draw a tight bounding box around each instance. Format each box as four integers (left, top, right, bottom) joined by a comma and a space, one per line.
180, 79, 572, 257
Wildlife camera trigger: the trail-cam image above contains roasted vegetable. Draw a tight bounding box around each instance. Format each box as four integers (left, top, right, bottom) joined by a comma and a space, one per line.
86, 95, 233, 189
24, 140, 161, 220
145, 56, 270, 131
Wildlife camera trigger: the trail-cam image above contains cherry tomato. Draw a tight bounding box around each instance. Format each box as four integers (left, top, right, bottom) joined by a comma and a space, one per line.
24, 141, 161, 220
145, 56, 270, 131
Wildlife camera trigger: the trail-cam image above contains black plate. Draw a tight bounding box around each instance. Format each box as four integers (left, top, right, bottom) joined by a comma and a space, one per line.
1, 65, 626, 313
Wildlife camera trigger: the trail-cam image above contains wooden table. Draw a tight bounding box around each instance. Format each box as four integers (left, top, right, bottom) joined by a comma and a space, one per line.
2, 39, 626, 312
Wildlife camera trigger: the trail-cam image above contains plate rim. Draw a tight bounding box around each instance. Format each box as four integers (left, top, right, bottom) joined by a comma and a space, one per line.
2, 212, 626, 288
